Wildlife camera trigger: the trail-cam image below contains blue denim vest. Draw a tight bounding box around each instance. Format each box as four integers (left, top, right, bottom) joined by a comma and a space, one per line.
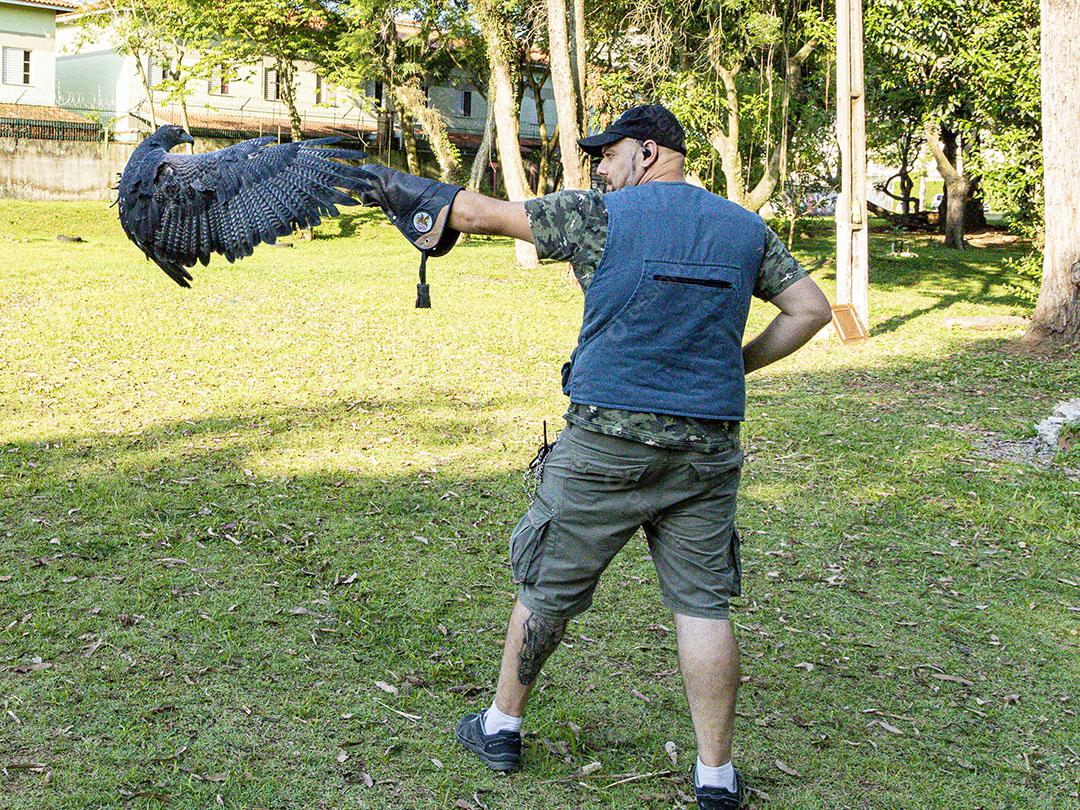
561, 182, 766, 421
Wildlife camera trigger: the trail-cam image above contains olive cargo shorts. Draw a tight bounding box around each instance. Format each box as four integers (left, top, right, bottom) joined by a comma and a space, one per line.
511, 423, 743, 621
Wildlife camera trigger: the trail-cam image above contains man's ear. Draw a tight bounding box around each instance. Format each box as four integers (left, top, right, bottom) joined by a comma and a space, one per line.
641, 139, 660, 165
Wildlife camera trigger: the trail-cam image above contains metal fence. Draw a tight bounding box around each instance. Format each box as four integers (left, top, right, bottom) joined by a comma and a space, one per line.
0, 116, 103, 142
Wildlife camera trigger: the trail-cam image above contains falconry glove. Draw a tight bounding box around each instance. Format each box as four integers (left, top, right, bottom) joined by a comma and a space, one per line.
357, 165, 464, 308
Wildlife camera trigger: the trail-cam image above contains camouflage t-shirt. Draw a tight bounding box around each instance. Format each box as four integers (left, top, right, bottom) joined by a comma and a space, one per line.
523, 187, 808, 452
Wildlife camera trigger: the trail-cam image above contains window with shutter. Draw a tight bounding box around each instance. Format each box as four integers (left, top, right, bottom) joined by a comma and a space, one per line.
209, 69, 229, 96
264, 68, 279, 101
147, 56, 164, 87
3, 48, 31, 86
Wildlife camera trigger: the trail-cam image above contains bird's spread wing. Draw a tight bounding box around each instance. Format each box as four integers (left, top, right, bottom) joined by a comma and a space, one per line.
126, 137, 369, 287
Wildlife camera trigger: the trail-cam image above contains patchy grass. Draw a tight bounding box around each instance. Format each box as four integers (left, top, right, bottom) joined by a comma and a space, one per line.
1, 201, 1077, 809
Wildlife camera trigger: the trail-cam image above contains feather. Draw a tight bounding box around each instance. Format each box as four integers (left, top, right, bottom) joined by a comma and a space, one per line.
117, 127, 367, 286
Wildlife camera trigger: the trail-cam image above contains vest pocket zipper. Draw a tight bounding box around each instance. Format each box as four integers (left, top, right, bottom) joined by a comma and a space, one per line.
652, 273, 732, 289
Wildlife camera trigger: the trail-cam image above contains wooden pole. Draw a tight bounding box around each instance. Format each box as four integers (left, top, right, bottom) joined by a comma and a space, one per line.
835, 0, 870, 332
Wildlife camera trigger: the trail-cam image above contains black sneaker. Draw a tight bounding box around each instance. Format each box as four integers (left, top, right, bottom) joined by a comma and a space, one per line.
695, 768, 747, 809
455, 711, 522, 773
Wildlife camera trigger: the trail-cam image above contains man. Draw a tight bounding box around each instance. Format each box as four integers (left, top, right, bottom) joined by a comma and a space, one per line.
357, 104, 832, 810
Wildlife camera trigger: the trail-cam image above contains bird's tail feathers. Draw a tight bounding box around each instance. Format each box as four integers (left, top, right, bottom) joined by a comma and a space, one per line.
155, 259, 193, 288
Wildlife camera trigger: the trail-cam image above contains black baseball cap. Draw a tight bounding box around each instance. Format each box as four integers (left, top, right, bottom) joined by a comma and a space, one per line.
578, 104, 686, 157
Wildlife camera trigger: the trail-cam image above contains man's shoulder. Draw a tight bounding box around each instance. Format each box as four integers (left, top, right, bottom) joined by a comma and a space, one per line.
613, 182, 763, 221
523, 189, 609, 280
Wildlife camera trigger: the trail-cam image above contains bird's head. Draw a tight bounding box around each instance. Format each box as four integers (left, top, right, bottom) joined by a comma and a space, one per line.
149, 124, 195, 150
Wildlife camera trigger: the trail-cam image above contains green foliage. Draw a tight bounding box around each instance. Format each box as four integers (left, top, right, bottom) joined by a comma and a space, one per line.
1001, 250, 1044, 308
865, 0, 1042, 229
592, 0, 831, 203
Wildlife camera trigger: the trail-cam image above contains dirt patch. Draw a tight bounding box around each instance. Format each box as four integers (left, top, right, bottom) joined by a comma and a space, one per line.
963, 231, 1025, 249
954, 425, 1080, 480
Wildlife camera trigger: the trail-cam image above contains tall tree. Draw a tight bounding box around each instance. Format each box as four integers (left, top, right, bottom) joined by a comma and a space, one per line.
606, 0, 828, 213
79, 0, 210, 138
475, 0, 538, 266
332, 2, 476, 182
547, 0, 589, 189
865, 0, 1036, 248
1024, 0, 1080, 346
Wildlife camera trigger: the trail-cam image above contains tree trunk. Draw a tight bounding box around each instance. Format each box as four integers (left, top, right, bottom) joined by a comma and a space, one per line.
708, 64, 745, 206
743, 40, 815, 212
133, 51, 157, 129
900, 171, 913, 215
400, 109, 420, 175
395, 81, 461, 183
467, 96, 496, 192
476, 0, 538, 267
1024, 0, 1080, 346
943, 175, 972, 249
547, 0, 589, 189
925, 123, 972, 249
526, 68, 557, 194
277, 58, 303, 142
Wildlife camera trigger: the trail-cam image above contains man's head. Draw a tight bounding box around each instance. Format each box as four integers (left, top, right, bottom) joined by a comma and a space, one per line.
578, 104, 686, 192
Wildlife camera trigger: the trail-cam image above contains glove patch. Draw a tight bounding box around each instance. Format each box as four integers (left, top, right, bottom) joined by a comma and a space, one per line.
412, 211, 433, 233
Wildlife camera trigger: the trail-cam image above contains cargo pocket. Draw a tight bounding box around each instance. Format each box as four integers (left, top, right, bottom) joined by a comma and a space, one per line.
729, 527, 743, 597
509, 498, 554, 585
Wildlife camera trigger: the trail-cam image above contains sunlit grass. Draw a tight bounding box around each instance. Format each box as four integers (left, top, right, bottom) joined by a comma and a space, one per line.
1, 202, 1077, 808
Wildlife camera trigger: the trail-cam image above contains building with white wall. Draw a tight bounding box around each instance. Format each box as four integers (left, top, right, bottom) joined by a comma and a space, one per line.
1, 0, 76, 108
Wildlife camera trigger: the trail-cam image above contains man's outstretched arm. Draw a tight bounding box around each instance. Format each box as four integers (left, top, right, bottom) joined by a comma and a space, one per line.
449, 191, 534, 242
743, 275, 832, 374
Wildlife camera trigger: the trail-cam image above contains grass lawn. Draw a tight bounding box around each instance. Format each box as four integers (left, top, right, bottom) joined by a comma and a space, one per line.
1, 200, 1077, 809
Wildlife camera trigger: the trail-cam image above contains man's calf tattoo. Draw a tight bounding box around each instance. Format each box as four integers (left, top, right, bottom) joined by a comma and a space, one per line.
517, 612, 566, 686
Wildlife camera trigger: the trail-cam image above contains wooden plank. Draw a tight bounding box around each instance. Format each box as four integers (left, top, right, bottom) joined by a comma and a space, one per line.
831, 304, 869, 343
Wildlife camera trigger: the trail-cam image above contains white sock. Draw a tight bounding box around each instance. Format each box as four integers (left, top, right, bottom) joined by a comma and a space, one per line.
695, 757, 736, 792
482, 700, 522, 735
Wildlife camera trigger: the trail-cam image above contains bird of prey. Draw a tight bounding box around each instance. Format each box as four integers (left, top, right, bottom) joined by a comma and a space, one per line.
117, 125, 369, 287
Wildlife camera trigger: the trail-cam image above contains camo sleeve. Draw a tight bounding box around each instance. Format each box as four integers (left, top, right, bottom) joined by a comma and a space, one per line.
754, 227, 809, 301
524, 190, 608, 290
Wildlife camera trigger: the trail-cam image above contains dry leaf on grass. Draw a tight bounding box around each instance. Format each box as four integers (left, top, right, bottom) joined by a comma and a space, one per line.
664, 741, 678, 766
579, 761, 602, 776
774, 759, 801, 777
375, 681, 399, 695
12, 658, 50, 674
931, 673, 974, 686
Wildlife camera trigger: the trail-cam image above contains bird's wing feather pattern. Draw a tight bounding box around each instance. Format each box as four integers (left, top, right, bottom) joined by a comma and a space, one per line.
119, 136, 368, 287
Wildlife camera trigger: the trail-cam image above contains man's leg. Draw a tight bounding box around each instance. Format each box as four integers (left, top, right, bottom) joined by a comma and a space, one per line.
673, 613, 740, 766
454, 595, 569, 772
493, 597, 567, 716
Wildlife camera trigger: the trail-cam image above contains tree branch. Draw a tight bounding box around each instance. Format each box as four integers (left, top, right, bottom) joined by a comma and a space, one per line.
924, 122, 961, 184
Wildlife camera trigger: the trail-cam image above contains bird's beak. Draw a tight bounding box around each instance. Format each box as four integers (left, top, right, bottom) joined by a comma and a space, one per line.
181, 132, 195, 145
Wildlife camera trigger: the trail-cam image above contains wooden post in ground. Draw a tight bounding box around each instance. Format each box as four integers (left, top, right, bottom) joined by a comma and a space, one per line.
835, 0, 870, 333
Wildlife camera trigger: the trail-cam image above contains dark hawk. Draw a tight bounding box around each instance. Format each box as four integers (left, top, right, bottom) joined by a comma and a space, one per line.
117, 125, 370, 287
